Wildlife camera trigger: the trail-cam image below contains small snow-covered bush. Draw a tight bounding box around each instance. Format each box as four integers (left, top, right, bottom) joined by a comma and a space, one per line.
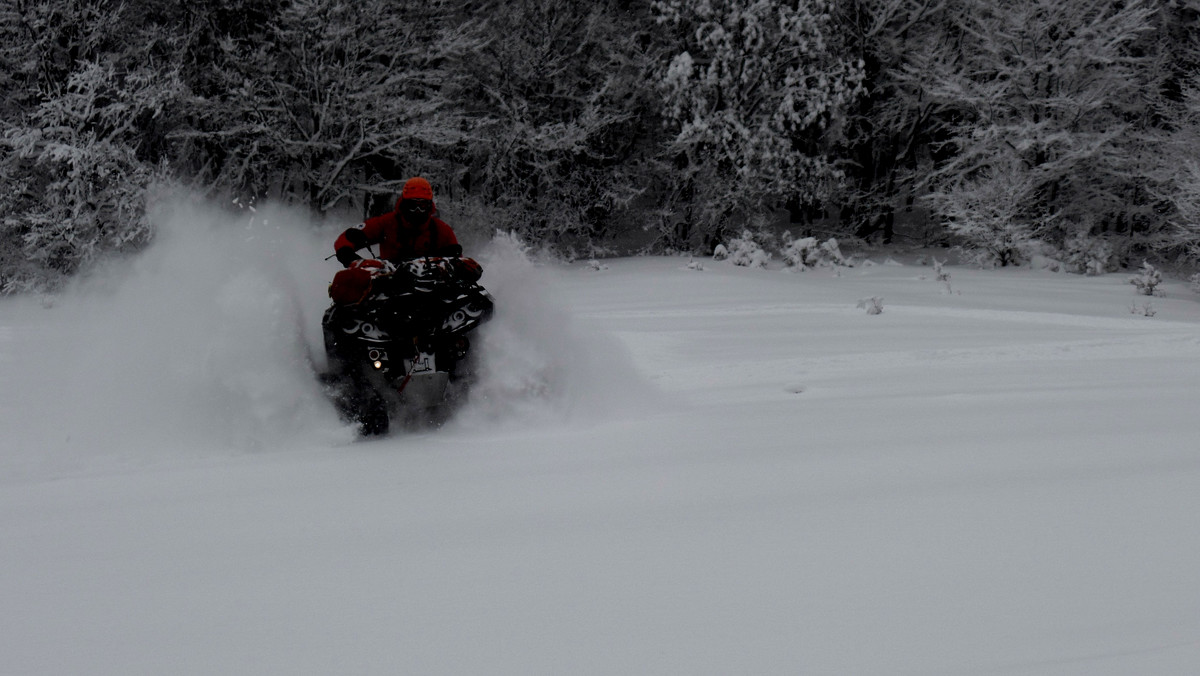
818, 238, 849, 267
1063, 234, 1117, 276
781, 233, 850, 270
712, 243, 729, 261
1129, 261, 1162, 296
932, 258, 951, 282
724, 229, 772, 268
931, 257, 954, 293
1190, 273, 1200, 294
781, 234, 817, 268
1130, 300, 1156, 317
952, 240, 1029, 269
857, 296, 884, 315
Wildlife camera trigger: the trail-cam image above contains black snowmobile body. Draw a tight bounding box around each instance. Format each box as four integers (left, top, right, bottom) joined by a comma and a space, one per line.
321, 257, 494, 435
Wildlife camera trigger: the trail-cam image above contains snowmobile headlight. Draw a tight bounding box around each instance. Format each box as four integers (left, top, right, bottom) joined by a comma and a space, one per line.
373, 360, 384, 370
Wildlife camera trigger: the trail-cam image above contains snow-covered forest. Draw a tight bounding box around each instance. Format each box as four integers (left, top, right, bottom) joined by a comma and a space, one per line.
5, 0, 1200, 291
6, 4, 1200, 671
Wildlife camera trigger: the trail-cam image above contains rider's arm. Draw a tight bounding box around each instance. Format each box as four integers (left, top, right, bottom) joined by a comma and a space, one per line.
333, 218, 385, 267
334, 228, 366, 266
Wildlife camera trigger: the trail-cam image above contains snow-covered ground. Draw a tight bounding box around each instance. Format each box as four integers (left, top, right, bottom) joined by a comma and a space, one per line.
3, 205, 1200, 675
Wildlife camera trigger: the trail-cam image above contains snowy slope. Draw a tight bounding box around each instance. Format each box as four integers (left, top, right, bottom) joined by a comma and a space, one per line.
3, 206, 1200, 675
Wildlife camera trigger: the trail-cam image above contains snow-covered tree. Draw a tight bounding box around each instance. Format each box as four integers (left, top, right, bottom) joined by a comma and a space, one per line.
909, 0, 1160, 266
454, 0, 659, 253
653, 0, 865, 250
1142, 1, 1200, 264
174, 0, 485, 213
835, 0, 951, 244
4, 63, 180, 277
0, 0, 184, 292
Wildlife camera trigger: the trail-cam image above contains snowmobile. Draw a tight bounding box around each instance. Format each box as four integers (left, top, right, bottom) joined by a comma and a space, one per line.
320, 256, 494, 435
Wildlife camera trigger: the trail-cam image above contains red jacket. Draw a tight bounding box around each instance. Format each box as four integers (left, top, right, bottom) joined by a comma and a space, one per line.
335, 209, 460, 262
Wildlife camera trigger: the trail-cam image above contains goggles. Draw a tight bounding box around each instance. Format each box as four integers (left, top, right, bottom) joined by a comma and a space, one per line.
400, 199, 432, 221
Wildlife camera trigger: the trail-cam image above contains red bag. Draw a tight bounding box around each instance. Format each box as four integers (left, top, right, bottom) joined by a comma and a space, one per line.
456, 257, 483, 282
328, 259, 385, 305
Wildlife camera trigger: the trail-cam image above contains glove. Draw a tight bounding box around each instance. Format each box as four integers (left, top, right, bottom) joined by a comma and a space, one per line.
336, 246, 363, 267
342, 228, 368, 248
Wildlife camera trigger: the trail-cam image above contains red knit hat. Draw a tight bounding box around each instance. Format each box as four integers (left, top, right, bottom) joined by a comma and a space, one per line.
399, 177, 434, 202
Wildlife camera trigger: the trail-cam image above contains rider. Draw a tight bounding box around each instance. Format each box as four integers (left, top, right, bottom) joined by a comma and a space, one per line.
334, 176, 462, 267
327, 174, 481, 317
